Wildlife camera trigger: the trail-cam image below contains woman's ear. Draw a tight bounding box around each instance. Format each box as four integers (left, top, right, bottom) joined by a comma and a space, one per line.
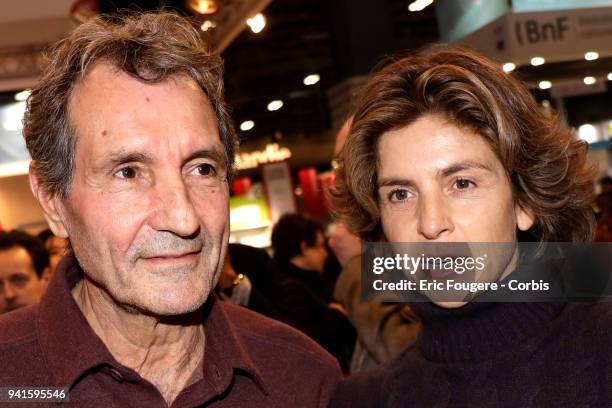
515, 202, 535, 232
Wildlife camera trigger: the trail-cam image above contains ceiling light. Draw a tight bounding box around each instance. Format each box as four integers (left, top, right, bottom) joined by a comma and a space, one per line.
185, 0, 219, 14
585, 51, 599, 61
14, 89, 31, 102
247, 13, 266, 34
608, 73, 612, 81
240, 120, 255, 131
200, 20, 216, 32
408, 0, 434, 12
303, 74, 320, 86
531, 57, 545, 66
584, 76, 596, 85
538, 81, 552, 90
186, 0, 219, 15
267, 100, 283, 111
502, 62, 516, 73
578, 124, 598, 143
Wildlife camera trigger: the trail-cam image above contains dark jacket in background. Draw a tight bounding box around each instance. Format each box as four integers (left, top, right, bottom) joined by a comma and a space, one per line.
270, 260, 357, 373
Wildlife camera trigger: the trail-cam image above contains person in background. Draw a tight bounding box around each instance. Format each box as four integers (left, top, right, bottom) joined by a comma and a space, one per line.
0, 12, 341, 407
330, 44, 611, 407
329, 118, 421, 372
217, 244, 292, 323
0, 230, 49, 314
595, 176, 612, 241
37, 228, 69, 279
271, 213, 357, 372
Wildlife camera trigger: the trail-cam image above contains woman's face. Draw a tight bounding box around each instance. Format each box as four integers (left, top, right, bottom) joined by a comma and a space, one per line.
376, 114, 534, 306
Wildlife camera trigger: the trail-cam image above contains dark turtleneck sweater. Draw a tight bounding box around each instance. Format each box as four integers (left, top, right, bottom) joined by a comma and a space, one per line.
330, 301, 612, 407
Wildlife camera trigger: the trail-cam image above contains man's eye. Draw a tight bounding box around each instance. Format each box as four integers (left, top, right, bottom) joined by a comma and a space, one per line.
10, 275, 29, 287
193, 164, 216, 177
455, 178, 475, 190
114, 167, 136, 179
389, 189, 410, 202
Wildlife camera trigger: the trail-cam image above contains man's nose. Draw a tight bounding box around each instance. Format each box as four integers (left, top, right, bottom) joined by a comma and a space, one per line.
416, 192, 454, 240
149, 177, 200, 237
2, 283, 17, 302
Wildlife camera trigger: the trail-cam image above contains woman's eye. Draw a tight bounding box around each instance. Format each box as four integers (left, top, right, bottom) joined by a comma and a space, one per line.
193, 164, 216, 177
389, 189, 410, 202
114, 167, 136, 179
455, 178, 474, 189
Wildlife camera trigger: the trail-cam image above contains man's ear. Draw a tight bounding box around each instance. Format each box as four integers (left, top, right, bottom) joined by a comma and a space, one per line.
299, 241, 308, 256
515, 202, 535, 232
29, 163, 69, 238
41, 266, 52, 284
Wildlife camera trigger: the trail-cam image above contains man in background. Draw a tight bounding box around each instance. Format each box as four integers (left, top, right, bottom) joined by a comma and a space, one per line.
0, 230, 48, 314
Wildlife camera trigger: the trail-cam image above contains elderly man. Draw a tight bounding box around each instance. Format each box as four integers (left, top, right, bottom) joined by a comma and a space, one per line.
0, 12, 340, 407
330, 45, 612, 406
0, 230, 48, 314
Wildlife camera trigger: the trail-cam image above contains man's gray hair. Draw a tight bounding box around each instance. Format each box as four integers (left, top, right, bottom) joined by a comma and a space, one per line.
23, 11, 238, 197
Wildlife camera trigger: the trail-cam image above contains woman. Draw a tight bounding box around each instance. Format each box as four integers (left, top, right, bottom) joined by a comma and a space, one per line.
329, 44, 611, 407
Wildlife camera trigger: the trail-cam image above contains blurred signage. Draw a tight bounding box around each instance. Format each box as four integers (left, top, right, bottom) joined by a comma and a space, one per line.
512, 0, 612, 13
437, 0, 612, 43
229, 196, 270, 231
235, 143, 292, 170
436, 0, 509, 42
457, 6, 612, 65
261, 161, 296, 224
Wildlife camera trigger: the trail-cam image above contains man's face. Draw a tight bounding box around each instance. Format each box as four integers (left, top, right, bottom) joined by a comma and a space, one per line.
0, 247, 44, 314
377, 114, 533, 306
48, 64, 230, 316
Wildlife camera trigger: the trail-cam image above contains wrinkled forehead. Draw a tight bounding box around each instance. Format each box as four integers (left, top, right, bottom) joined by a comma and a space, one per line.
67, 63, 223, 161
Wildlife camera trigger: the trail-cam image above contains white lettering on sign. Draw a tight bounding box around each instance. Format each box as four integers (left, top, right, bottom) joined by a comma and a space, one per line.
235, 143, 292, 170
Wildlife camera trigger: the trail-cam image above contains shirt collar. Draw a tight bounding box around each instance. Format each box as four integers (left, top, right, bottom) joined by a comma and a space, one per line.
37, 254, 267, 396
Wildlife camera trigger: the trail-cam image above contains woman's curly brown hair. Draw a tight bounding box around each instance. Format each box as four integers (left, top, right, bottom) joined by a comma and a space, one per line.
330, 44, 596, 243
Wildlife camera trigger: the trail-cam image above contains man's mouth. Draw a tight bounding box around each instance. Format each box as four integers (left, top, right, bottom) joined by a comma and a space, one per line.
142, 250, 201, 264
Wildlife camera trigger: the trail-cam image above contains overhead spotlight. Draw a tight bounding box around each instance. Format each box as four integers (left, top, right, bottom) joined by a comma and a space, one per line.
502, 62, 516, 73
200, 20, 216, 32
303, 74, 320, 86
608, 73, 612, 81
531, 57, 545, 66
408, 0, 433, 12
14, 89, 31, 102
267, 100, 283, 111
578, 124, 598, 143
186, 0, 219, 15
585, 51, 599, 61
247, 13, 266, 34
584, 76, 596, 85
538, 80, 552, 90
240, 120, 255, 131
